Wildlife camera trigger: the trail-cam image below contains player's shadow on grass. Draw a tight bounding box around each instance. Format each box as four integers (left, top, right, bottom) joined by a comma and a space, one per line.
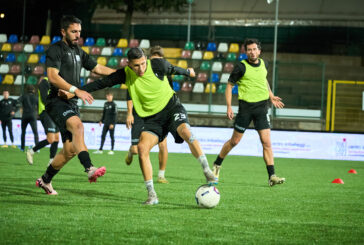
0, 199, 66, 206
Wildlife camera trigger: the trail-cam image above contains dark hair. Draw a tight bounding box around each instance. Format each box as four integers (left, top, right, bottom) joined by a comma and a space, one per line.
27, 85, 35, 93
150, 45, 164, 57
127, 47, 145, 61
244, 38, 261, 51
106, 91, 113, 96
60, 15, 82, 31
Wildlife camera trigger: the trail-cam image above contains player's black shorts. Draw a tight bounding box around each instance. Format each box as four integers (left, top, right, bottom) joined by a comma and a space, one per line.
39, 111, 59, 134
46, 98, 80, 143
142, 94, 189, 144
234, 99, 270, 133
131, 109, 144, 145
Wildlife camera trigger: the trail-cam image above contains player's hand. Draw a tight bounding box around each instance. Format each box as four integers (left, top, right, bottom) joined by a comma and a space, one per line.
75, 89, 94, 104
227, 106, 234, 120
58, 89, 75, 100
270, 96, 284, 109
10, 111, 15, 116
99, 121, 102, 126
187, 68, 196, 78
109, 124, 114, 130
126, 114, 134, 129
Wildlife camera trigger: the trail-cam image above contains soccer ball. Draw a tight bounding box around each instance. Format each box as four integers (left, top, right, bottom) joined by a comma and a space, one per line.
195, 184, 220, 208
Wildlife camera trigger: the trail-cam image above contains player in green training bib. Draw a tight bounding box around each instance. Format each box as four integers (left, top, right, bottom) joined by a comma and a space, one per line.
81, 47, 216, 205
212, 38, 286, 187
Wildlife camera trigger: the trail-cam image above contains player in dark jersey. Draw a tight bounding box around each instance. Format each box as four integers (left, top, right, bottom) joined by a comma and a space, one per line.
93, 91, 117, 155
0, 90, 18, 148
80, 48, 216, 205
124, 46, 172, 184
26, 77, 60, 165
35, 15, 116, 195
18, 85, 39, 151
212, 38, 285, 187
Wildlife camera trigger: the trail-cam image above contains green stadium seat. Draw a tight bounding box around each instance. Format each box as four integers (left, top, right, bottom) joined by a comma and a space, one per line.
17, 53, 27, 63
107, 57, 119, 67
96, 38, 106, 47
226, 53, 237, 61
26, 75, 37, 85
173, 75, 184, 82
217, 84, 226, 93
184, 41, 194, 50
200, 61, 211, 71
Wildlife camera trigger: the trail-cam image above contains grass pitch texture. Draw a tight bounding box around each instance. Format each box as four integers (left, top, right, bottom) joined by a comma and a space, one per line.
0, 148, 363, 244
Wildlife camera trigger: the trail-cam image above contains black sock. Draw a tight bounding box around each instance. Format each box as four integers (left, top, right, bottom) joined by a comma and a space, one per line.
267, 165, 275, 178
42, 164, 59, 183
214, 155, 224, 166
78, 151, 93, 172
33, 139, 50, 152
50, 141, 59, 158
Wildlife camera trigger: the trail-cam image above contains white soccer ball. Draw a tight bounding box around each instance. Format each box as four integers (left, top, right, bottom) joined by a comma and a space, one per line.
195, 184, 220, 208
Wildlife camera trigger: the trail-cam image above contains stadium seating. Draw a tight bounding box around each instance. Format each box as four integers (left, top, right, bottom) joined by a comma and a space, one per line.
3, 74, 14, 84
203, 51, 214, 60
39, 55, 46, 64
232, 84, 238, 94
212, 62, 222, 72
86, 78, 94, 84
184, 41, 194, 50
216, 53, 225, 60
27, 54, 39, 63
226, 53, 237, 61
197, 73, 208, 83
223, 62, 234, 73
14, 75, 24, 85
0, 34, 7, 43
33, 65, 44, 75
120, 84, 128, 89
24, 65, 32, 74
129, 39, 139, 48
106, 38, 118, 47
34, 45, 45, 53
8, 34, 18, 43
40, 35, 50, 45
80, 68, 90, 77
112, 48, 123, 56
78, 37, 84, 46
101, 47, 112, 56
117, 38, 128, 48
29, 35, 40, 44
211, 73, 220, 83
205, 83, 216, 93
96, 38, 106, 47
238, 53, 247, 61
181, 50, 191, 59
81, 46, 90, 54
51, 36, 61, 44
17, 53, 27, 63
26, 75, 37, 85
217, 43, 228, 52
91, 47, 101, 55
5, 53, 16, 63
229, 43, 239, 53
85, 37, 95, 46
173, 81, 181, 92
97, 56, 107, 66
24, 44, 34, 53
0, 53, 4, 62
240, 44, 245, 53
177, 60, 188, 69
0, 64, 10, 73
13, 43, 23, 52
139, 39, 150, 49
0, 74, 2, 84
220, 73, 230, 83
195, 41, 206, 50
107, 57, 118, 67
1, 43, 11, 52
217, 83, 226, 93
10, 64, 21, 74
191, 51, 202, 60
119, 58, 128, 67
123, 48, 130, 57
192, 82, 204, 93
200, 61, 211, 71
173, 75, 184, 82
206, 42, 217, 51
181, 81, 192, 92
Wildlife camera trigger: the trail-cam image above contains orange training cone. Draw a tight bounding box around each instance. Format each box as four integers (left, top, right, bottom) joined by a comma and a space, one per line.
348, 169, 357, 174
332, 178, 344, 184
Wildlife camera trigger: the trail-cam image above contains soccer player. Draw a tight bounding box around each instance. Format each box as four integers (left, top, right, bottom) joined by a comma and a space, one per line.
124, 46, 172, 184
35, 15, 116, 195
81, 47, 216, 204
212, 38, 285, 187
26, 77, 60, 165
93, 91, 117, 155
18, 85, 39, 152
0, 90, 18, 148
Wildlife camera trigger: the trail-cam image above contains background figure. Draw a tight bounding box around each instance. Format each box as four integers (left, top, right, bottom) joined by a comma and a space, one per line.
124, 46, 170, 184
26, 77, 60, 165
0, 90, 18, 148
19, 85, 39, 151
94, 91, 117, 155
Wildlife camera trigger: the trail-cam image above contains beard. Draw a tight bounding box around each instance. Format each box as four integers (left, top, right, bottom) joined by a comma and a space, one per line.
65, 36, 78, 47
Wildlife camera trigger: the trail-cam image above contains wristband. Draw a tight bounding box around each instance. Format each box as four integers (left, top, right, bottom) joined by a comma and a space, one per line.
69, 86, 77, 93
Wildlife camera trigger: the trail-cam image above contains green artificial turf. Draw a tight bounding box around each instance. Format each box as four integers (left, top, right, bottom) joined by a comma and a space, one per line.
0, 147, 363, 244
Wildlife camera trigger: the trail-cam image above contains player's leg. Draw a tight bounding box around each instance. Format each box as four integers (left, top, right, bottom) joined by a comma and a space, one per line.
66, 116, 106, 182
125, 113, 143, 165
48, 132, 60, 164
176, 123, 216, 184
7, 119, 15, 147
108, 125, 115, 154
20, 118, 29, 151
138, 131, 159, 205
29, 117, 39, 146
257, 129, 285, 186
1, 120, 7, 146
157, 138, 168, 183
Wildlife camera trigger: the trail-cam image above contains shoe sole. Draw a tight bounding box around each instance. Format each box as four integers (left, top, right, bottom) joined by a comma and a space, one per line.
125, 154, 132, 165
269, 179, 285, 187
88, 167, 106, 183
26, 151, 33, 165
36, 179, 58, 195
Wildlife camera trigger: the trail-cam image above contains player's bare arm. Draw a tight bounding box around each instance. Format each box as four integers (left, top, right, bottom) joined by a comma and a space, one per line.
92, 64, 116, 76
266, 80, 284, 108
225, 82, 234, 120
126, 100, 134, 129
